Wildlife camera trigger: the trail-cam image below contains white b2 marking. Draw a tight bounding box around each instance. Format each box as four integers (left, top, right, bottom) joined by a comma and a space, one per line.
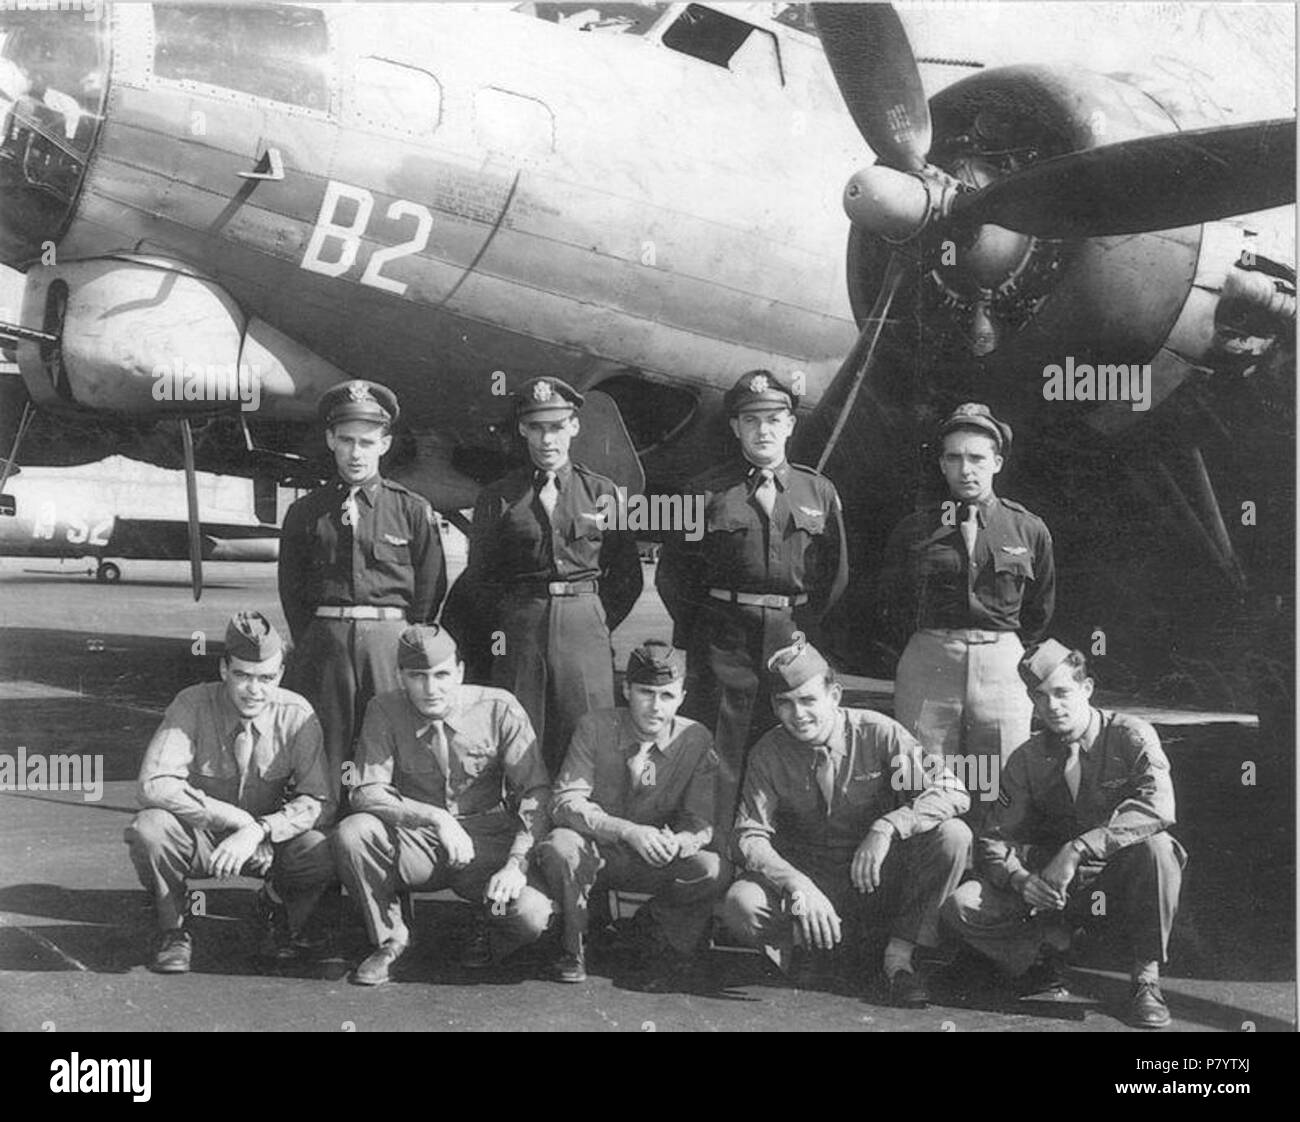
302, 180, 434, 296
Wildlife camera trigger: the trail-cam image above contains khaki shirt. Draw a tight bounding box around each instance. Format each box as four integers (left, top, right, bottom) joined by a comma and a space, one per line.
351, 685, 550, 860
136, 683, 331, 841
978, 708, 1177, 889
734, 707, 969, 892
551, 710, 717, 848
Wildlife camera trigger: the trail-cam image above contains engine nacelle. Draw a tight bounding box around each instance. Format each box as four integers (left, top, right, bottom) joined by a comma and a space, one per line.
16, 258, 347, 420
847, 66, 1202, 400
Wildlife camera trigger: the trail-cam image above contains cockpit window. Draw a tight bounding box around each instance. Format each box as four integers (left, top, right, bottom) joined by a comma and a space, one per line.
0, 12, 109, 258
154, 3, 330, 111
661, 4, 783, 82
513, 3, 669, 36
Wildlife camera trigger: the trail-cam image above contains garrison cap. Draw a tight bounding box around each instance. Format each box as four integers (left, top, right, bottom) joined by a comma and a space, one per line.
765, 632, 831, 692
516, 377, 584, 422
318, 379, 399, 429
939, 402, 1012, 452
626, 639, 685, 686
397, 624, 459, 670
224, 611, 283, 663
1018, 638, 1078, 689
725, 369, 796, 415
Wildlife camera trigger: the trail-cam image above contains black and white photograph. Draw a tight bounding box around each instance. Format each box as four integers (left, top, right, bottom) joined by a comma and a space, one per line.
0, 0, 1294, 1052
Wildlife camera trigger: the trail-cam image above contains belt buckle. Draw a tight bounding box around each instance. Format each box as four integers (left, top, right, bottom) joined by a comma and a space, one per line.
547, 581, 567, 596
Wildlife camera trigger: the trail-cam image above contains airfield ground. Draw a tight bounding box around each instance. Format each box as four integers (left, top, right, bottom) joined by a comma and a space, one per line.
0, 557, 1293, 1032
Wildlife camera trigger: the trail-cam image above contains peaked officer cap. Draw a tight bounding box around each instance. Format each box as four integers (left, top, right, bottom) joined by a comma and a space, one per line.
725, 369, 796, 415
318, 379, 399, 428
516, 377, 584, 422
939, 402, 1012, 452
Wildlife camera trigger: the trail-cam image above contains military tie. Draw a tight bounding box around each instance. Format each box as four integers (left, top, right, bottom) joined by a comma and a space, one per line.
812, 745, 835, 814
536, 470, 558, 520
233, 720, 255, 804
427, 719, 452, 799
628, 740, 655, 791
1063, 740, 1082, 802
960, 501, 979, 557
341, 485, 360, 528
753, 468, 776, 520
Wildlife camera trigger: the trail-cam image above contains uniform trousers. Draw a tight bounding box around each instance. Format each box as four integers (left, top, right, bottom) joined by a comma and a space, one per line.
893, 629, 1031, 830
493, 589, 614, 775
941, 832, 1187, 975
683, 600, 801, 838
333, 810, 554, 958
536, 828, 725, 957
285, 617, 407, 787
124, 808, 334, 932
721, 819, 971, 955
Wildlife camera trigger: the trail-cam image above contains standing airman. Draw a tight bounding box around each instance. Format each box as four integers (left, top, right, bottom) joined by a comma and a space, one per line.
465, 376, 642, 774
279, 379, 447, 789
657, 370, 848, 839
879, 402, 1054, 827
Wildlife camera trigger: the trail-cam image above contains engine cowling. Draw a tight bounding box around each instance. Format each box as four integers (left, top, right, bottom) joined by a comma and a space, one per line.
15, 258, 347, 420
846, 65, 1202, 421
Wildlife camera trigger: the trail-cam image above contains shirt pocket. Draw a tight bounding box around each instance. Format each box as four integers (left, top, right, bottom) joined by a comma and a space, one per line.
373, 538, 412, 565
843, 768, 889, 814
788, 504, 827, 538
993, 550, 1034, 597
457, 742, 498, 781
567, 513, 607, 544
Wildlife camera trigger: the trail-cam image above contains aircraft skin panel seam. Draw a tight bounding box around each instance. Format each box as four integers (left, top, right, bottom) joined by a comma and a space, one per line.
70, 182, 854, 363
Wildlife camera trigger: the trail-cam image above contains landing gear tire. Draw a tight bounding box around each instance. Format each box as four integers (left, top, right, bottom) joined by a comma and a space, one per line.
96, 561, 121, 584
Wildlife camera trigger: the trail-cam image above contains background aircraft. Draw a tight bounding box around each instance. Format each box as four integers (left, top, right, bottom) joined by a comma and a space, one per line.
0, 454, 288, 582
0, 2, 1293, 716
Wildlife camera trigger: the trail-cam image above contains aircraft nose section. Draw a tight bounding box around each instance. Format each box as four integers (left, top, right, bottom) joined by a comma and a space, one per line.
0, 11, 108, 265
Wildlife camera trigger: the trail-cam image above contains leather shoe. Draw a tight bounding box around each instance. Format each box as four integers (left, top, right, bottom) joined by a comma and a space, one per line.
151, 929, 192, 974
1018, 951, 1071, 1001
351, 939, 407, 986
1129, 980, 1172, 1028
549, 951, 587, 984
887, 968, 930, 1008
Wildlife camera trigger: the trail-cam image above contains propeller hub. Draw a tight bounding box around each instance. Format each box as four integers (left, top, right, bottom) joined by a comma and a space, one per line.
843, 165, 933, 241
962, 223, 1035, 287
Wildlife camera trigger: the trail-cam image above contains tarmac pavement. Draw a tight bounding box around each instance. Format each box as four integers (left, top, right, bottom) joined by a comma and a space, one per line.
0, 558, 1294, 1032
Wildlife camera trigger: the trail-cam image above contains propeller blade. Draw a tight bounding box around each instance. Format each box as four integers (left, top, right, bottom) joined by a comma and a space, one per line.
178, 418, 204, 601
812, 2, 931, 171
813, 251, 910, 471
952, 118, 1297, 238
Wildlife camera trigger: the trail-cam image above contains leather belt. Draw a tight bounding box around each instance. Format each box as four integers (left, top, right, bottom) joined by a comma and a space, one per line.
709, 588, 808, 609
922, 627, 1011, 644
314, 606, 407, 620
514, 580, 599, 597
